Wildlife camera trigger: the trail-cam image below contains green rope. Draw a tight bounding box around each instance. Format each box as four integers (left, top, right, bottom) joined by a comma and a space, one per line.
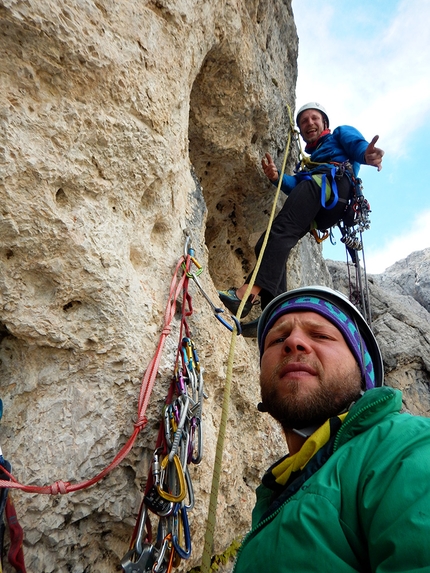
201, 104, 296, 572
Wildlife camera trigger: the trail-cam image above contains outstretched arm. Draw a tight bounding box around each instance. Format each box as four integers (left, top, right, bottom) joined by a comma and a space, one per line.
364, 135, 384, 171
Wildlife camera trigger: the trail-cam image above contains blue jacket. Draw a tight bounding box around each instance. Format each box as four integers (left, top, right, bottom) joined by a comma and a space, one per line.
233, 387, 430, 572
277, 125, 369, 195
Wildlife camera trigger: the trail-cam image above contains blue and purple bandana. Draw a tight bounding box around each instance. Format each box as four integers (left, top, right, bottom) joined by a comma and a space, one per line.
259, 295, 375, 390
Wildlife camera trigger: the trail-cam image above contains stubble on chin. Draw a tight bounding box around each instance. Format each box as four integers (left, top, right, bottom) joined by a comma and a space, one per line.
260, 360, 362, 430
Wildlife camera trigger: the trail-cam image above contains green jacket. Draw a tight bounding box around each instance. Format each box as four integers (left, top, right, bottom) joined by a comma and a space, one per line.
233, 387, 430, 572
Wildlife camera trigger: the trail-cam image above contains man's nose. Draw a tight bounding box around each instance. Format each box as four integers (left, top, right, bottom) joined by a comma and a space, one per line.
282, 329, 312, 354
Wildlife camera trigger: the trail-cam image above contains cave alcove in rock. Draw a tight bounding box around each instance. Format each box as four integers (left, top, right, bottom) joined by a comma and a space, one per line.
188, 43, 293, 296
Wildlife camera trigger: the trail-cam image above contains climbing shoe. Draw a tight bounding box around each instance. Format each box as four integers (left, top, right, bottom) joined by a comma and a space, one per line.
218, 288, 257, 319
241, 318, 259, 338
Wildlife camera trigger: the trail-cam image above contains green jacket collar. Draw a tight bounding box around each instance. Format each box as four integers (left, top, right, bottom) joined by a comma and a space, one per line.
334, 386, 402, 451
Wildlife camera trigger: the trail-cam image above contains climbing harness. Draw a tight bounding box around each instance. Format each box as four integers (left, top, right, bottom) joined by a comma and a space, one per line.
294, 130, 356, 215
293, 129, 374, 326
294, 163, 342, 211
121, 236, 207, 572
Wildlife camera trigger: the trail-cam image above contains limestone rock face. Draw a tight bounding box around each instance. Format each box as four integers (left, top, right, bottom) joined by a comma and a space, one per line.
0, 1, 300, 571
375, 248, 430, 313
328, 251, 430, 416
2, 1, 429, 571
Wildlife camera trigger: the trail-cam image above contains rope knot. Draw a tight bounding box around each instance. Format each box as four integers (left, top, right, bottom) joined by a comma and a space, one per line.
50, 480, 69, 495
162, 326, 172, 336
134, 416, 148, 431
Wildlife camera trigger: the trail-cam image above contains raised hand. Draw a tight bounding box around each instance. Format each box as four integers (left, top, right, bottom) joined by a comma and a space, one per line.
365, 135, 384, 171
261, 152, 279, 181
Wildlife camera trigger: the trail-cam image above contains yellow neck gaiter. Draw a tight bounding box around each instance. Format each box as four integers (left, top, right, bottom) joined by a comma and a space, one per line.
272, 413, 348, 486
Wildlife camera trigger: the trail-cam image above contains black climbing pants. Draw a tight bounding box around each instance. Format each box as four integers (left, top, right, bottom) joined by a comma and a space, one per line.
246, 174, 352, 310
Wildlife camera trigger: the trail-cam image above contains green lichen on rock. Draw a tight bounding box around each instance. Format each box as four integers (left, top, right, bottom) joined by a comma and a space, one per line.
189, 538, 242, 572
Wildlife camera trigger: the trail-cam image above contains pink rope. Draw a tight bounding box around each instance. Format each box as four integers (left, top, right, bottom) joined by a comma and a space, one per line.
0, 254, 191, 495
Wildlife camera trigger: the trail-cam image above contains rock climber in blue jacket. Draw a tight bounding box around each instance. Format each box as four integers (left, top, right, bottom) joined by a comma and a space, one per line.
218, 102, 384, 322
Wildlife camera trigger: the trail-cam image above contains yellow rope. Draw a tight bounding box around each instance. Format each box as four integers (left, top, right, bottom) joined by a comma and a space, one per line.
201, 104, 296, 573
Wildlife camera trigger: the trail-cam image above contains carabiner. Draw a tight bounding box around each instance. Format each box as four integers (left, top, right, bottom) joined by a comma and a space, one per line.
175, 370, 187, 396
177, 423, 189, 470
157, 455, 186, 503
152, 534, 174, 573
163, 406, 173, 450
172, 506, 191, 560
183, 466, 195, 511
191, 342, 201, 374
152, 533, 173, 573
168, 395, 189, 462
214, 310, 242, 334
182, 338, 195, 372
135, 503, 150, 556
183, 234, 191, 260
186, 368, 198, 403
152, 449, 162, 487
189, 416, 203, 465
186, 270, 242, 334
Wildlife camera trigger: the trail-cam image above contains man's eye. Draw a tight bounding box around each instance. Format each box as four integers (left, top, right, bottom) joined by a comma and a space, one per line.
269, 336, 287, 345
313, 332, 331, 340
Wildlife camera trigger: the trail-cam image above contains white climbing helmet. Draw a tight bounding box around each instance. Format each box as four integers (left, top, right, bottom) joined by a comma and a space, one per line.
257, 285, 384, 388
296, 102, 330, 128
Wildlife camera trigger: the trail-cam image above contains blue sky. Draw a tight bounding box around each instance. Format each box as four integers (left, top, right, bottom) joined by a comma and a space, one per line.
292, 0, 430, 273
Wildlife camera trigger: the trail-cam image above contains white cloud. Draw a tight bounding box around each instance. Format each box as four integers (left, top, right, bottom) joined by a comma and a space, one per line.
292, 0, 430, 274
292, 0, 430, 158
365, 210, 430, 273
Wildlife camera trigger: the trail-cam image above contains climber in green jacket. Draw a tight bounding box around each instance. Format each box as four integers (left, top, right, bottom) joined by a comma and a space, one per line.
233, 286, 430, 573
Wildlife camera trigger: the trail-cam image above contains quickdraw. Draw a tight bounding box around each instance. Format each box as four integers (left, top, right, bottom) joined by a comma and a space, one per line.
121, 235, 209, 573
183, 239, 241, 334
336, 177, 373, 325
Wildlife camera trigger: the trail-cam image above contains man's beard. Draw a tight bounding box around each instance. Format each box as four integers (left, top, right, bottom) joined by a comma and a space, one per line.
260, 358, 362, 431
